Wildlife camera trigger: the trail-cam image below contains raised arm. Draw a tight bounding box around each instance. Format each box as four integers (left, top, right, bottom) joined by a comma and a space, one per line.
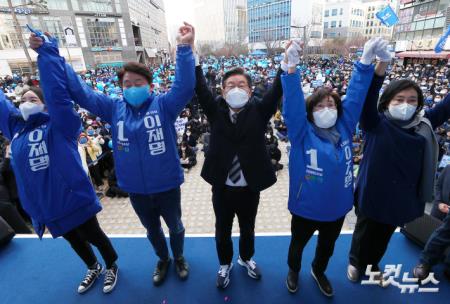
341, 38, 391, 133
340, 61, 375, 132
160, 23, 195, 121
281, 70, 307, 143
195, 64, 218, 120
0, 89, 23, 140
257, 68, 283, 123
32, 34, 81, 138
425, 93, 450, 130
64, 62, 114, 123
358, 64, 386, 131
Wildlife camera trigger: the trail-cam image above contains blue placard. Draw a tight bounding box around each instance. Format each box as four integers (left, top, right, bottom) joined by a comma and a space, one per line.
376, 5, 399, 27
435, 25, 450, 54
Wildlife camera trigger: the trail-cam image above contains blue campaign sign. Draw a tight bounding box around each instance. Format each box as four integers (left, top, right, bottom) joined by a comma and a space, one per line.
434, 25, 450, 53
376, 5, 399, 27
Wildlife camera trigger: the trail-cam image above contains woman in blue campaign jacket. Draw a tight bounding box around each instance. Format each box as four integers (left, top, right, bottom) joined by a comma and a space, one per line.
0, 36, 118, 294
30, 24, 195, 285
347, 56, 450, 284
281, 38, 386, 297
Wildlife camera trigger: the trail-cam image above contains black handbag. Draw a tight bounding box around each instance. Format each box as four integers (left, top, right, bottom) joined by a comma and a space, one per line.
0, 216, 15, 247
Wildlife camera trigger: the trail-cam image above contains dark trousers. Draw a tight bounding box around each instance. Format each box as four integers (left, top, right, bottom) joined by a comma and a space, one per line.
420, 213, 450, 268
62, 216, 118, 269
129, 187, 185, 260
0, 201, 31, 233
288, 214, 345, 274
212, 186, 260, 265
89, 164, 103, 187
349, 213, 397, 272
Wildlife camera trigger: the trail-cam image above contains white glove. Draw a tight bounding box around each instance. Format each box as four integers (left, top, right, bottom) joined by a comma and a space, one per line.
374, 40, 392, 63
281, 40, 302, 71
360, 37, 382, 65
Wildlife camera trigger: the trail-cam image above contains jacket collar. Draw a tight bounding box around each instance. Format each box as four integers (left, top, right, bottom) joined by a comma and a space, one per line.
24, 112, 50, 130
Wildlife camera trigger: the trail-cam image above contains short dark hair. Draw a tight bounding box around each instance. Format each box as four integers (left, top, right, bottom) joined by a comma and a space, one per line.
378, 79, 424, 112
21, 86, 45, 104
118, 62, 152, 87
222, 68, 252, 88
306, 88, 343, 123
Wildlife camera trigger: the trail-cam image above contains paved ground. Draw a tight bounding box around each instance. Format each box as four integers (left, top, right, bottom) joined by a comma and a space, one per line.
97, 141, 359, 235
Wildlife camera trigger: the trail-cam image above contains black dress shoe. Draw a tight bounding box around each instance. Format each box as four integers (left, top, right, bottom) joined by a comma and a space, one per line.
153, 258, 171, 286
175, 256, 189, 280
311, 268, 333, 297
413, 263, 431, 281
286, 269, 299, 294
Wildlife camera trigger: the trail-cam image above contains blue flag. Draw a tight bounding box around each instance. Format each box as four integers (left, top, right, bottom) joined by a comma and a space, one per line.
376, 5, 399, 27
435, 25, 450, 53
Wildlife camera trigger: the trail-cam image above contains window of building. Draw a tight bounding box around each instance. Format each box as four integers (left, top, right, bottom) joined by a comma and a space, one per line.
424, 18, 435, 29
0, 15, 26, 50
324, 10, 329, 17
80, 0, 113, 12
47, 0, 68, 10
93, 51, 123, 64
340, 8, 343, 15
434, 17, 445, 28
43, 17, 67, 46
71, 0, 79, 10
332, 9, 337, 16
324, 22, 328, 28
311, 31, 321, 38
86, 17, 120, 47
331, 21, 336, 28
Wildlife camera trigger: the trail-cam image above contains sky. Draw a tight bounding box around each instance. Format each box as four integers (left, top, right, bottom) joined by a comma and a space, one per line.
164, 0, 195, 43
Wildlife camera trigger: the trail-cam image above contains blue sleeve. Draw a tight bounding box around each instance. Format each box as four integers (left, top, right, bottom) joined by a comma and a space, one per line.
0, 89, 22, 140
64, 62, 114, 124
425, 94, 450, 130
359, 74, 385, 131
159, 45, 195, 121
36, 38, 81, 138
281, 71, 307, 142
341, 62, 374, 133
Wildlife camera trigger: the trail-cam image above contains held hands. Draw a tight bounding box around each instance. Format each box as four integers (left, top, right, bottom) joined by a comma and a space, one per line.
281, 40, 303, 71
360, 37, 384, 65
177, 22, 195, 47
374, 39, 392, 63
29, 32, 58, 52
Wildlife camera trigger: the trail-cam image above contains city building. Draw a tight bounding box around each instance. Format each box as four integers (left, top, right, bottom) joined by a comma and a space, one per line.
0, 0, 137, 76
362, 0, 397, 40
394, 0, 450, 63
247, 0, 324, 52
322, 0, 366, 40
126, 0, 169, 64
192, 0, 247, 45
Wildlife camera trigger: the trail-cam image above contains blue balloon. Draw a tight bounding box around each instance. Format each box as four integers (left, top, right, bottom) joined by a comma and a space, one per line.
108, 140, 113, 149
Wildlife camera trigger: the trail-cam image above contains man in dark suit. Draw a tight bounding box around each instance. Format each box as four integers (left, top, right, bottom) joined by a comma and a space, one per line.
195, 60, 282, 289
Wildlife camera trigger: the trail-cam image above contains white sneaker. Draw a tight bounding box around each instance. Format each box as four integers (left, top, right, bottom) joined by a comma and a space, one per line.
216, 263, 233, 289
237, 256, 262, 280
77, 263, 104, 294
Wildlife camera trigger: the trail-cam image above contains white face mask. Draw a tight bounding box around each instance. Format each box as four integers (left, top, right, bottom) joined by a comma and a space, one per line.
19, 102, 44, 121
313, 107, 338, 129
225, 87, 249, 109
388, 103, 417, 121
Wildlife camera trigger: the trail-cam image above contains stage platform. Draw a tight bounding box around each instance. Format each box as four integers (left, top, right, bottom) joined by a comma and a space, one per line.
0, 232, 448, 304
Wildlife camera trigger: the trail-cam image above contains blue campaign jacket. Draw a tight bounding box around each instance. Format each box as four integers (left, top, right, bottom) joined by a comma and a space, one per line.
42, 45, 195, 194
0, 40, 101, 238
356, 74, 450, 226
282, 62, 374, 221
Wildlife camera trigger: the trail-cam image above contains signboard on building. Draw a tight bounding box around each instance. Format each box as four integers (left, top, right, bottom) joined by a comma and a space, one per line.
0, 6, 48, 15
64, 26, 77, 46
411, 38, 438, 51
91, 47, 123, 52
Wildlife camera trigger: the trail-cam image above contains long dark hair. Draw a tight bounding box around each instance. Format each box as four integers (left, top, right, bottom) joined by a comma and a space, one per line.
378, 79, 424, 113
